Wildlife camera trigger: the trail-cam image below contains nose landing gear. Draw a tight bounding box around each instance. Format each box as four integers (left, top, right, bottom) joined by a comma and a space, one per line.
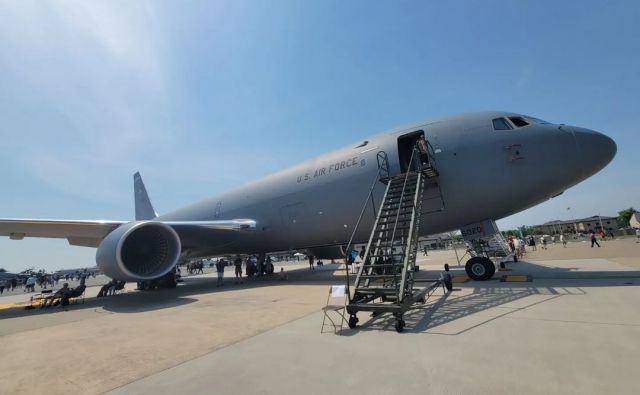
465, 256, 496, 281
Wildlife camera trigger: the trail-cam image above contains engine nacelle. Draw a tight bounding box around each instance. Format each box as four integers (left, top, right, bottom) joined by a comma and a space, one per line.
96, 221, 181, 281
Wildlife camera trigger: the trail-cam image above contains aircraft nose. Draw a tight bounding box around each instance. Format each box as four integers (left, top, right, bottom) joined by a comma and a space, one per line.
571, 127, 617, 177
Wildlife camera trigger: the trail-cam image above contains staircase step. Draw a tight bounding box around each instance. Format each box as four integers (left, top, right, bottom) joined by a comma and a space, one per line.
367, 252, 406, 257
387, 186, 416, 195
385, 191, 417, 196
375, 225, 411, 231
385, 198, 415, 204
378, 211, 413, 218
379, 221, 412, 226
362, 263, 404, 267
358, 274, 399, 279
376, 221, 411, 227
354, 288, 398, 294
382, 203, 415, 209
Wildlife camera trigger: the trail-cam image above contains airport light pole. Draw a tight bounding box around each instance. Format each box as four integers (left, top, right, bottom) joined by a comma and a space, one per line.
598, 213, 604, 232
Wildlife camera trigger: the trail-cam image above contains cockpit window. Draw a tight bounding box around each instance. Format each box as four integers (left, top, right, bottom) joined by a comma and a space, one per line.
524, 116, 551, 124
492, 118, 512, 130
508, 117, 529, 128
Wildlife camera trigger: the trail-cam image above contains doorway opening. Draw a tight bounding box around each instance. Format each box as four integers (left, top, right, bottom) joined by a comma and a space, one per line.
397, 130, 424, 173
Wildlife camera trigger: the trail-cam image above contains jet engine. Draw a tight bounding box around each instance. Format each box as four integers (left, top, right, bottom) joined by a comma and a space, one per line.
96, 221, 181, 281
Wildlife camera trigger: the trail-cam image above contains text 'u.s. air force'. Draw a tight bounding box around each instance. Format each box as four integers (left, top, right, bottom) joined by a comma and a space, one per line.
297, 156, 366, 183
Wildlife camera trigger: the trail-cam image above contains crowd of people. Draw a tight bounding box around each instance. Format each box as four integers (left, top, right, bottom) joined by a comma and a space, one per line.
504, 229, 617, 256
186, 260, 205, 274
0, 269, 95, 295
181, 255, 287, 286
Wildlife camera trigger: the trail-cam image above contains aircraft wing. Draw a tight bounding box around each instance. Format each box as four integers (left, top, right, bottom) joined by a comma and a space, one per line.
0, 218, 127, 247
0, 218, 257, 248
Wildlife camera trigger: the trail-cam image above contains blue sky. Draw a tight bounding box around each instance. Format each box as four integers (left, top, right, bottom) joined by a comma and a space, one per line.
1, 0, 638, 272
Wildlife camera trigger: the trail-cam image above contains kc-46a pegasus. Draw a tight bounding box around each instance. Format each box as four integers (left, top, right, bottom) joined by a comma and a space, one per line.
0, 112, 616, 288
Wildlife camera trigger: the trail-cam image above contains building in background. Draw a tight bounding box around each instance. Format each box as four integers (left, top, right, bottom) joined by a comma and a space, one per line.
630, 212, 640, 229
531, 216, 616, 235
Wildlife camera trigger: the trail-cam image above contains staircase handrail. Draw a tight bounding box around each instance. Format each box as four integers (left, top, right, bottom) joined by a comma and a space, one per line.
376, 151, 390, 180
342, 151, 390, 296
343, 151, 389, 257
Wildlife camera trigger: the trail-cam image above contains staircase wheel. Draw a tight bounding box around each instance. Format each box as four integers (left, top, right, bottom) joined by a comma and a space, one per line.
348, 314, 358, 329
465, 257, 495, 281
443, 273, 453, 291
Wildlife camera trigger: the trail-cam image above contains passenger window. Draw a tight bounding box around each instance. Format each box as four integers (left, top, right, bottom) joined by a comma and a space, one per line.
508, 117, 529, 128
492, 118, 512, 130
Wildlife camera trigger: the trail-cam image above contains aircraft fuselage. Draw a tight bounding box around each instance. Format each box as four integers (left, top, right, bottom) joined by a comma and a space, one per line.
158, 111, 616, 258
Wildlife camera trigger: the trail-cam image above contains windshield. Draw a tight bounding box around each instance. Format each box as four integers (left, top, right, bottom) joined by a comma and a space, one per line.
524, 116, 552, 124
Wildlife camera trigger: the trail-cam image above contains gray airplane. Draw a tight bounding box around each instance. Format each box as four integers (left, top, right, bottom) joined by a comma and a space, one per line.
0, 112, 616, 283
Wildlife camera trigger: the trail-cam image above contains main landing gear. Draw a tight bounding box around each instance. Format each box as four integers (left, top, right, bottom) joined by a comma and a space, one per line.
465, 256, 495, 281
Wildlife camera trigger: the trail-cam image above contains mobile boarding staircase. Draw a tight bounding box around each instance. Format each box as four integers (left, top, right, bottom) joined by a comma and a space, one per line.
344, 144, 452, 333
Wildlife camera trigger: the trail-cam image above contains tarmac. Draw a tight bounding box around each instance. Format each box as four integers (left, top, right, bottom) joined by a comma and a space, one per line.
1, 238, 640, 394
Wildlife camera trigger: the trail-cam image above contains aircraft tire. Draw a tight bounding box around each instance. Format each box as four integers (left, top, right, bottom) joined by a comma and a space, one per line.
465, 257, 495, 281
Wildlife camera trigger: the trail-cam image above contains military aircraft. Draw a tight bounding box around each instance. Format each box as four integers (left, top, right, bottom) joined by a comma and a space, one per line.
0, 112, 616, 283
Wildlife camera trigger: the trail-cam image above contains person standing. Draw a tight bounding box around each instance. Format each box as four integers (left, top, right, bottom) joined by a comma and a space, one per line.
636, 228, 640, 243
234, 255, 243, 284
589, 232, 601, 248
216, 259, 225, 286
508, 237, 516, 254
347, 251, 356, 274
308, 255, 315, 271
416, 135, 430, 169
560, 234, 567, 247
25, 275, 36, 292
541, 236, 547, 250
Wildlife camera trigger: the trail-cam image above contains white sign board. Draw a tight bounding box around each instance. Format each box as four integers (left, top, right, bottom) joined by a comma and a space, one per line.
330, 285, 346, 297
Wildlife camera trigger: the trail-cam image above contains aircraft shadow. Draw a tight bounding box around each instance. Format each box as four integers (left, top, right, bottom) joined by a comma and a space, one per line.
0, 263, 347, 319
342, 260, 640, 335
2, 260, 637, 321
436, 258, 640, 282
341, 286, 565, 336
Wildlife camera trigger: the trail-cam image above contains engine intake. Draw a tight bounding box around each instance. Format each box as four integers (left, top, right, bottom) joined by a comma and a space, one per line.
96, 221, 181, 281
